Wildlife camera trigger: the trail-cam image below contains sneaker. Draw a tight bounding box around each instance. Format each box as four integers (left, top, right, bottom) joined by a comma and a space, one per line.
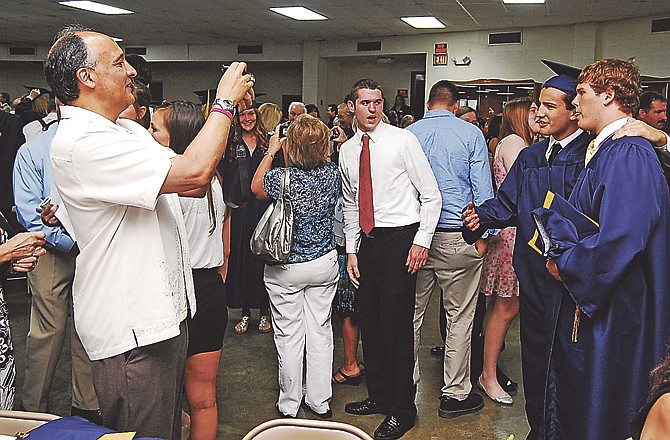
438, 393, 483, 419
258, 315, 272, 333
234, 316, 250, 334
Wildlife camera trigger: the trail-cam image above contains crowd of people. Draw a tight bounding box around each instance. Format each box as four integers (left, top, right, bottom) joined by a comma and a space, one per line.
0, 24, 669, 440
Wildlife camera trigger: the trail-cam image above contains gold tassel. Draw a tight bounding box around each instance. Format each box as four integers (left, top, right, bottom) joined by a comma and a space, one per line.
571, 306, 580, 343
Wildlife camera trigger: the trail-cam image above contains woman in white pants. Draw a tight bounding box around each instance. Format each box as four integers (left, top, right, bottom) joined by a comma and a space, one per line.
252, 114, 339, 418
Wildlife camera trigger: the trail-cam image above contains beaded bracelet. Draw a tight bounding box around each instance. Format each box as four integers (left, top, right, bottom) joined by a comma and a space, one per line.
209, 106, 233, 121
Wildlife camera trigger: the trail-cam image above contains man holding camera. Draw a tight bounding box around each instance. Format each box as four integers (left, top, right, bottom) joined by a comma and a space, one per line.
44, 26, 253, 439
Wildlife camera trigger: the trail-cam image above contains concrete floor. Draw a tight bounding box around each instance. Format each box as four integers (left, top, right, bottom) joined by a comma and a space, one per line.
2, 277, 530, 439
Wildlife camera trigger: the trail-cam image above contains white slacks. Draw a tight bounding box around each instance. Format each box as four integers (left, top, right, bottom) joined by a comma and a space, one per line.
264, 250, 338, 416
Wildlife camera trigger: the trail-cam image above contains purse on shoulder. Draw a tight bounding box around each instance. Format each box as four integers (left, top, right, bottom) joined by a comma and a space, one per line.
250, 168, 293, 263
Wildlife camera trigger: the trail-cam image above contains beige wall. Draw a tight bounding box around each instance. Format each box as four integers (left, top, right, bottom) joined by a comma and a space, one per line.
1, 15, 668, 111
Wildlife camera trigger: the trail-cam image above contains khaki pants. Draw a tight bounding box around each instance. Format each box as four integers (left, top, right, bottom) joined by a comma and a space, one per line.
21, 247, 98, 411
413, 232, 483, 400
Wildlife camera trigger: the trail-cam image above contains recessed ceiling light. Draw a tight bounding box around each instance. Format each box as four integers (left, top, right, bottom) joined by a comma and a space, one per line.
59, 1, 134, 14
401, 16, 446, 29
502, 0, 545, 3
270, 6, 327, 21
111, 37, 123, 42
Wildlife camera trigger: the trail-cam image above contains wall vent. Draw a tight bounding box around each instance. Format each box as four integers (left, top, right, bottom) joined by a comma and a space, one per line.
238, 45, 263, 54
125, 47, 147, 56
357, 41, 382, 52
488, 31, 522, 45
9, 46, 36, 56
651, 17, 670, 33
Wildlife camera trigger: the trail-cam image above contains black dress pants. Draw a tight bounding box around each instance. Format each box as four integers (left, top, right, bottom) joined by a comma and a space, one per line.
357, 225, 418, 423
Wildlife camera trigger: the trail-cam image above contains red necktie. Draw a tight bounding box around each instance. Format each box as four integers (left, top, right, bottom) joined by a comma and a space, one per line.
359, 134, 375, 234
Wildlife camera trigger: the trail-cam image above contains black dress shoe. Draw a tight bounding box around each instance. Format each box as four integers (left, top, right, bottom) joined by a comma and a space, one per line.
345, 398, 385, 416
497, 365, 518, 394
438, 393, 483, 419
430, 345, 445, 357
71, 407, 104, 426
373, 415, 415, 440
301, 401, 332, 419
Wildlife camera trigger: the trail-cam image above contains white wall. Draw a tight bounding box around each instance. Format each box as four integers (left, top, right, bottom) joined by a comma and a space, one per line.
2, 15, 669, 109
149, 61, 303, 105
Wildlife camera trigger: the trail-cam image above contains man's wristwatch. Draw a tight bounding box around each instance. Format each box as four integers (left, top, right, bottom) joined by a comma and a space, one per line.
212, 98, 235, 112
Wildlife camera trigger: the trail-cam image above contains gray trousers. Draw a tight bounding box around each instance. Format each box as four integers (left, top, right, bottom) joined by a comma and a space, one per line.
413, 231, 483, 399
91, 321, 188, 440
21, 247, 98, 411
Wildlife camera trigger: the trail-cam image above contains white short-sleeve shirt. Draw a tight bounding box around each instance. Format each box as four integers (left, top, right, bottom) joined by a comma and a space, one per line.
51, 105, 196, 361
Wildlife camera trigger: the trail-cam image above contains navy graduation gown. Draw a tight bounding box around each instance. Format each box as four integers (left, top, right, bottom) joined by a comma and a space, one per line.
471, 131, 591, 440
539, 136, 670, 439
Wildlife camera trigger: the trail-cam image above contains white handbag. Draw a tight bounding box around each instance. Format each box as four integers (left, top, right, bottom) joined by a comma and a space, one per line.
250, 168, 293, 263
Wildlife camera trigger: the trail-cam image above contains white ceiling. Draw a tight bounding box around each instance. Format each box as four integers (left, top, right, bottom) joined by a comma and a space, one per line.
3, 0, 669, 46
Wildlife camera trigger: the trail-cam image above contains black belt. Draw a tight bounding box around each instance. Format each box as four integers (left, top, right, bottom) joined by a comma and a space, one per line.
363, 223, 418, 239
435, 227, 463, 233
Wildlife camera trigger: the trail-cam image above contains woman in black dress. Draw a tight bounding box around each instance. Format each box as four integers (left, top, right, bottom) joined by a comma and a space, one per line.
222, 105, 282, 334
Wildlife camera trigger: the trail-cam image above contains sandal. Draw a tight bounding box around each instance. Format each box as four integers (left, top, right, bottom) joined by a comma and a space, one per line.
332, 368, 362, 386
234, 316, 250, 334
258, 315, 272, 333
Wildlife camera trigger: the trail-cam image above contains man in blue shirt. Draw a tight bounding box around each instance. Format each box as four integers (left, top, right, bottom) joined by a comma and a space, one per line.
12, 123, 100, 422
407, 80, 493, 418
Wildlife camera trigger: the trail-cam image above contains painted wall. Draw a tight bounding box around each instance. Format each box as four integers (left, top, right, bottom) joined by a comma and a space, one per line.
2, 15, 668, 110
149, 61, 303, 105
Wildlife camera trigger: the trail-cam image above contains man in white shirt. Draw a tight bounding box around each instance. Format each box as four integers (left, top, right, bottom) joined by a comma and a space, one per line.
339, 78, 441, 440
43, 25, 253, 439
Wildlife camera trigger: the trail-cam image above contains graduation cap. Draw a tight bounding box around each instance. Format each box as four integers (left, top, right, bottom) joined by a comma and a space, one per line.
23, 86, 52, 97
541, 60, 581, 98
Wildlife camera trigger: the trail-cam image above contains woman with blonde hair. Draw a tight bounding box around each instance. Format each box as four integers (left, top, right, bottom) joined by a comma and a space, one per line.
258, 102, 282, 135
252, 114, 339, 418
478, 97, 536, 406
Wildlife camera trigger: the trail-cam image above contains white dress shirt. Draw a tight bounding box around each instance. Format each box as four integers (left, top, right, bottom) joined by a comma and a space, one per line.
339, 121, 441, 254
545, 128, 584, 161
51, 106, 195, 361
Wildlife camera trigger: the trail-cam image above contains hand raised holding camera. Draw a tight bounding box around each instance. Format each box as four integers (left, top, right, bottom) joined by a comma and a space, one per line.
216, 62, 254, 109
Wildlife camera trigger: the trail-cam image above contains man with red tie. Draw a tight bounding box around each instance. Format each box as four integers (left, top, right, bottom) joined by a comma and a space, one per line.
339, 78, 441, 440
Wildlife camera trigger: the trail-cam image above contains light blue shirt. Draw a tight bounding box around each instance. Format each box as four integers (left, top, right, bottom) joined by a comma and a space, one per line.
407, 109, 494, 229
13, 123, 75, 252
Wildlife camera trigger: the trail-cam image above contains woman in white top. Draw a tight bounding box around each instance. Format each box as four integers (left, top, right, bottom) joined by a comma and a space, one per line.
151, 101, 227, 440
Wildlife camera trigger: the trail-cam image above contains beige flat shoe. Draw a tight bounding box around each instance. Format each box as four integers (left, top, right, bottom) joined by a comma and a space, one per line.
478, 375, 513, 405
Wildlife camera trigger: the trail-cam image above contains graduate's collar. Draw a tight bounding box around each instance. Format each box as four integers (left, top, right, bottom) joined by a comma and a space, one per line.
593, 117, 628, 151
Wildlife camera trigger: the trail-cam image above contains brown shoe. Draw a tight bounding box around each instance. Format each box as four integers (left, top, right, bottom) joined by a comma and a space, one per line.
258, 315, 272, 333
234, 316, 250, 334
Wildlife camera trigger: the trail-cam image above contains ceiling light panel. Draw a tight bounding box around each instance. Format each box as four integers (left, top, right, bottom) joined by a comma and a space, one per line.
502, 0, 545, 3
270, 7, 327, 21
401, 16, 446, 29
59, 1, 134, 14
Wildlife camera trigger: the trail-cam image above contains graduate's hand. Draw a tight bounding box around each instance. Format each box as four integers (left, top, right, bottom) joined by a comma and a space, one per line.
462, 202, 480, 231
475, 238, 488, 257
613, 117, 667, 148
347, 253, 360, 288
546, 259, 562, 281
406, 244, 428, 274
